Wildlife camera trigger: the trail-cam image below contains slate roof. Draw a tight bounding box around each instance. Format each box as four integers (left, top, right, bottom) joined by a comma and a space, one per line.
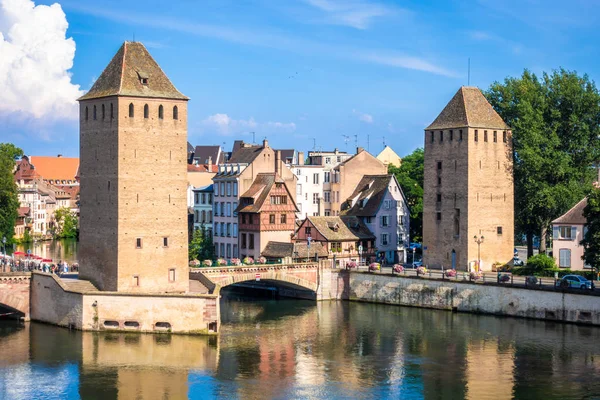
552, 198, 587, 225
193, 145, 221, 164
426, 87, 510, 130
236, 173, 299, 213
277, 149, 295, 163
78, 42, 188, 101
187, 142, 194, 154
341, 175, 392, 217
261, 241, 329, 258
307, 216, 374, 241
227, 145, 263, 164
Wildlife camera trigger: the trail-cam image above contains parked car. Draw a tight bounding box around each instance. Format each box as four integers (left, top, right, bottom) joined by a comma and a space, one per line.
513, 256, 524, 267
559, 275, 592, 289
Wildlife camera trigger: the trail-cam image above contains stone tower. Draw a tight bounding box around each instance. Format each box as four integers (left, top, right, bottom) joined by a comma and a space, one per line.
78, 42, 189, 293
423, 87, 514, 271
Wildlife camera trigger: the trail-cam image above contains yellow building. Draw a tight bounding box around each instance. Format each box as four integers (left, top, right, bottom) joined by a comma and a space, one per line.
376, 145, 402, 168
422, 87, 514, 270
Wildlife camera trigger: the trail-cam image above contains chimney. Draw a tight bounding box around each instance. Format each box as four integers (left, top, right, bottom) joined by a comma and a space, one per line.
263, 139, 269, 148
356, 147, 364, 154
298, 151, 304, 166
57, 154, 63, 158
275, 150, 281, 175
208, 156, 213, 171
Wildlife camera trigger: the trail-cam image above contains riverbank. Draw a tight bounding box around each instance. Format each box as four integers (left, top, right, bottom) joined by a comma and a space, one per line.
323, 270, 600, 326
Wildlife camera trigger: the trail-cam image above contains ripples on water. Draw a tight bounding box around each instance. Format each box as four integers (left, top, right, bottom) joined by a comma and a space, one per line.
1, 295, 600, 399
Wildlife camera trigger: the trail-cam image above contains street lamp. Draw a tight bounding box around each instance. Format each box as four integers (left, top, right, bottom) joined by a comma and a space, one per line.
2, 237, 6, 272
474, 235, 484, 272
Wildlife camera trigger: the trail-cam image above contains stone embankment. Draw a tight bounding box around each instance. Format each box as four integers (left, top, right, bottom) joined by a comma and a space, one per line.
325, 271, 600, 326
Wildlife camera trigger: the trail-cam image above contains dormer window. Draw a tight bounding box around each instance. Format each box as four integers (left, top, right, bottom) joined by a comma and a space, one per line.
137, 70, 149, 86
141, 78, 148, 85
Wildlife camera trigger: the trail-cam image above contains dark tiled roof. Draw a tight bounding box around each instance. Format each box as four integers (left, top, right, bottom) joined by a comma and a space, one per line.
277, 149, 295, 163
187, 142, 194, 154
261, 241, 328, 258
79, 42, 188, 101
236, 173, 298, 213
341, 175, 392, 217
552, 198, 587, 225
426, 87, 510, 130
193, 145, 221, 164
232, 140, 244, 154
18, 207, 30, 217
227, 145, 263, 164
307, 216, 374, 241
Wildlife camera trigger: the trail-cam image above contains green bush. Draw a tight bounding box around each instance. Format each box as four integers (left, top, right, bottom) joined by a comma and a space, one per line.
525, 254, 556, 274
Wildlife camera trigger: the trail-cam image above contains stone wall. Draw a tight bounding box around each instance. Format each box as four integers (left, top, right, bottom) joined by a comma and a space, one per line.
0, 273, 31, 320
31, 273, 219, 334
326, 271, 600, 325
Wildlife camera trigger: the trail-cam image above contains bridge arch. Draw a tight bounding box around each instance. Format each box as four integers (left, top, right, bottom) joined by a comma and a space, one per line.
0, 274, 31, 320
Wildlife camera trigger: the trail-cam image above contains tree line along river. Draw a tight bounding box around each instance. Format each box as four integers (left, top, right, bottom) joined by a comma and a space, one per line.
1, 291, 600, 399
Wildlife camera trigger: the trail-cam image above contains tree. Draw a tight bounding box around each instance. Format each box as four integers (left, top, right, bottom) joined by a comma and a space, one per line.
389, 148, 424, 242
581, 185, 600, 273
0, 143, 23, 244
53, 207, 79, 238
486, 69, 600, 257
189, 228, 215, 261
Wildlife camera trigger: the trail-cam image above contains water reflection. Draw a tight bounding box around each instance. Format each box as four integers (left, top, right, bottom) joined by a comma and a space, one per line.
1, 299, 600, 399
13, 239, 79, 264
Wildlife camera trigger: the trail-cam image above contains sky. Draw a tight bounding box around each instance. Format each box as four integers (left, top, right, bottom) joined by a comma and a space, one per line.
2, 0, 600, 158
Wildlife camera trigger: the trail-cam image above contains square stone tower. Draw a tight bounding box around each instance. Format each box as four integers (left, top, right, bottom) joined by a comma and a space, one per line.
77, 42, 189, 293
423, 87, 514, 271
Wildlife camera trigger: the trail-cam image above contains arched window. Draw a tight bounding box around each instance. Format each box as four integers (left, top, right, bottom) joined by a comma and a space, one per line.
173, 105, 178, 120
110, 103, 114, 119
101, 104, 105, 120
85, 107, 88, 121
129, 103, 134, 118
158, 105, 164, 119
144, 104, 149, 119
93, 105, 97, 120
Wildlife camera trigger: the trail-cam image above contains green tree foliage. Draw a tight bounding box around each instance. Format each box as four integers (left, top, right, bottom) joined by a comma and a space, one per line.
53, 207, 79, 238
189, 228, 215, 261
487, 69, 600, 257
524, 254, 556, 275
0, 143, 24, 244
389, 148, 424, 242
581, 186, 600, 272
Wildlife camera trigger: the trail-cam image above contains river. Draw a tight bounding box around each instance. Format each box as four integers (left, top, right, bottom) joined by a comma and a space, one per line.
1, 293, 599, 400
11, 239, 79, 264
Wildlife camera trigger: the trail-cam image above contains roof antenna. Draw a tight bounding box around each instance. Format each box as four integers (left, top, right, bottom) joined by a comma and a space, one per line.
342, 135, 350, 149
468, 57, 471, 86
312, 138, 316, 150
251, 131, 255, 144
133, 33, 135, 43
354, 135, 358, 148
383, 136, 386, 148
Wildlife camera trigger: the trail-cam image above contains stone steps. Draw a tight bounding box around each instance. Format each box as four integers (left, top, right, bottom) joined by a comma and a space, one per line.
61, 279, 99, 292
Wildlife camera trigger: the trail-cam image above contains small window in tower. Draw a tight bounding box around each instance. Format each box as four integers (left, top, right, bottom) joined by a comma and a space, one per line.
497, 226, 503, 235
439, 131, 443, 142
436, 193, 442, 202
437, 161, 442, 170
110, 103, 114, 119
93, 105, 97, 120
436, 212, 442, 222
474, 130, 478, 142
503, 131, 507, 143
85, 107, 88, 121
129, 103, 134, 118
144, 104, 149, 119
437, 176, 442, 185
158, 105, 164, 119
459, 129, 463, 141
173, 106, 179, 120
136, 238, 142, 249
133, 275, 139, 286
169, 269, 176, 282
450, 130, 453, 141
102, 104, 105, 120
493, 131, 497, 142
484, 130, 488, 142
430, 131, 434, 143
163, 237, 168, 247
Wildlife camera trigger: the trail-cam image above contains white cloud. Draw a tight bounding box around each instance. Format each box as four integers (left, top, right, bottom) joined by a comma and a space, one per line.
353, 109, 373, 123
304, 0, 392, 29
0, 0, 82, 119
202, 113, 296, 136
359, 52, 458, 78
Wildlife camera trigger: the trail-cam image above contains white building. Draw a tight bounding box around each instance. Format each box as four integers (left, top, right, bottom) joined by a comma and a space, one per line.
192, 184, 213, 234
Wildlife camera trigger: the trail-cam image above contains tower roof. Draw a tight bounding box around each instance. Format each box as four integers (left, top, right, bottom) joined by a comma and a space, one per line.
426, 87, 509, 130
78, 42, 188, 101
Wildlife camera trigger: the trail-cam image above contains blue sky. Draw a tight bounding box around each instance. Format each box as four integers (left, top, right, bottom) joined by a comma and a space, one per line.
2, 0, 600, 158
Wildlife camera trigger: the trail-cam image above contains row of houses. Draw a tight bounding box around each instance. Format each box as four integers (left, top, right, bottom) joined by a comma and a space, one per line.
12, 155, 80, 238
190, 139, 409, 265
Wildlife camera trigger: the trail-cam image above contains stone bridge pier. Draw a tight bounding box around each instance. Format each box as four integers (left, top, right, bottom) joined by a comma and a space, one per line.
0, 273, 31, 320
189, 261, 342, 300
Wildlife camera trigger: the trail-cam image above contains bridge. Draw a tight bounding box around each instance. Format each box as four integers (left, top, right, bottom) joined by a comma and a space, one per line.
0, 273, 31, 320
189, 262, 338, 300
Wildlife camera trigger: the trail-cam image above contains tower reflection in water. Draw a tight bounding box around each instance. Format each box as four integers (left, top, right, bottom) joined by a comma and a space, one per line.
1, 299, 600, 399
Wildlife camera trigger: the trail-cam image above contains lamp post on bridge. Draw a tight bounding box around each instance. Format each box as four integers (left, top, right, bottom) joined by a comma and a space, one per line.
307, 236, 312, 263
2, 237, 6, 273
474, 235, 484, 272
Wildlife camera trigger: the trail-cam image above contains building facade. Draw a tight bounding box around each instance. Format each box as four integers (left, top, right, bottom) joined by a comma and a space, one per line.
78, 41, 189, 293
422, 87, 514, 271
376, 145, 402, 168
551, 198, 588, 270
237, 174, 299, 259
341, 175, 410, 264
193, 184, 213, 234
